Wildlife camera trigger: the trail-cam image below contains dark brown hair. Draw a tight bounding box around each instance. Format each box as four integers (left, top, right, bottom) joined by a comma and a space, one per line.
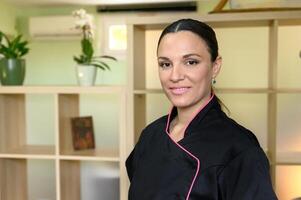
157, 18, 219, 62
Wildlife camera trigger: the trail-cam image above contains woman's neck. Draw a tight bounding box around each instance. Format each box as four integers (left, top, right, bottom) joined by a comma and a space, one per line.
169, 93, 213, 142
176, 94, 212, 127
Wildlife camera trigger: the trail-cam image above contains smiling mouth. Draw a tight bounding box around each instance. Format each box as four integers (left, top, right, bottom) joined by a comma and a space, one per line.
169, 87, 190, 95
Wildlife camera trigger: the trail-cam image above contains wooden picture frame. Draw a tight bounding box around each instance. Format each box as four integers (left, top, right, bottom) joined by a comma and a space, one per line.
71, 116, 95, 150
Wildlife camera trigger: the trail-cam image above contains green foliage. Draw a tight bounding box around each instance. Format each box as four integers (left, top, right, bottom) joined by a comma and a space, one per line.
73, 37, 117, 71
0, 31, 29, 59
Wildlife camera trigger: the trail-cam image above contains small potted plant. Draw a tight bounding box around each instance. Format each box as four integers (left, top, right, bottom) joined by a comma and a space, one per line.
72, 9, 117, 86
0, 31, 29, 85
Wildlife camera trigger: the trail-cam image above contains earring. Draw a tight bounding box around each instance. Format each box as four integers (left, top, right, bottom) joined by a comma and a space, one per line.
212, 78, 216, 85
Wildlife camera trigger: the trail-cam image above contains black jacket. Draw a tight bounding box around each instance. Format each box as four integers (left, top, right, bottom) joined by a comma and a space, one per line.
126, 95, 278, 200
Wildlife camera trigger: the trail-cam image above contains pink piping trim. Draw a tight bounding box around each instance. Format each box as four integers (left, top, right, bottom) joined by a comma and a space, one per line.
165, 94, 215, 200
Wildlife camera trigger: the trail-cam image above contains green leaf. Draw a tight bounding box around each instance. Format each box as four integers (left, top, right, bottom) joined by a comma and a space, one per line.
93, 55, 117, 61
91, 63, 105, 70
10, 35, 22, 51
0, 31, 29, 59
73, 55, 84, 64
90, 60, 111, 70
19, 48, 29, 58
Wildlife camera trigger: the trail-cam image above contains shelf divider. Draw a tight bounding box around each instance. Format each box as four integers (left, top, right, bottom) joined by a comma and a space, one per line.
267, 19, 279, 186
58, 94, 79, 156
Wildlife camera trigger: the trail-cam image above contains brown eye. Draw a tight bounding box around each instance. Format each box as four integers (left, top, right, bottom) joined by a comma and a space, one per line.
159, 62, 171, 68
186, 60, 199, 66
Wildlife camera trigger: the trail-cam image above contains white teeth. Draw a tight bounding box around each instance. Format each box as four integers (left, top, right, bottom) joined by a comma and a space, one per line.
171, 87, 189, 95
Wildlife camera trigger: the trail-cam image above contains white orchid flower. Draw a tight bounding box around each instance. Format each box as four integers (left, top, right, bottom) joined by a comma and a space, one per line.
72, 9, 95, 39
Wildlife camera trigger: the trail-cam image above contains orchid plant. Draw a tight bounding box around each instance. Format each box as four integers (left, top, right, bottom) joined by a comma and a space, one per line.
72, 9, 116, 70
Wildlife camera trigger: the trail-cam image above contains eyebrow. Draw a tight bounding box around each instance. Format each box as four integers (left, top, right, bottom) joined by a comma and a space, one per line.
157, 54, 202, 60
157, 56, 169, 60
183, 53, 202, 58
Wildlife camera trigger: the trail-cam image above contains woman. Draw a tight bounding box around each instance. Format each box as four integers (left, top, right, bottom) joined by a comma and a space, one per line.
126, 19, 278, 200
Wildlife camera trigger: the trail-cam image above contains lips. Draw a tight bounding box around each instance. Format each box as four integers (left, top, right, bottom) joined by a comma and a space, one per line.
169, 87, 190, 95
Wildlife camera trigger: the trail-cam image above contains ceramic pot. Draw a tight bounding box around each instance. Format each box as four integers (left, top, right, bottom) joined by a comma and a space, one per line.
76, 64, 97, 86
0, 58, 25, 85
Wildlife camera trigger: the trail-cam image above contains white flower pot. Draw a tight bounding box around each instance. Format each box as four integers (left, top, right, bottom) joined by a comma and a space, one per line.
76, 64, 97, 86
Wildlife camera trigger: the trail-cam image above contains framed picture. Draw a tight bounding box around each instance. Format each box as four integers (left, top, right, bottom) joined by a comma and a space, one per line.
71, 116, 95, 150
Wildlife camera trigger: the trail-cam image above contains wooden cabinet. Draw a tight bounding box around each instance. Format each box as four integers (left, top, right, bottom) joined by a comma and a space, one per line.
126, 10, 301, 200
0, 86, 127, 200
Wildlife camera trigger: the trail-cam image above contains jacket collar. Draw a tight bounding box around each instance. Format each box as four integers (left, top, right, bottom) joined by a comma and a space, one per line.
166, 94, 221, 138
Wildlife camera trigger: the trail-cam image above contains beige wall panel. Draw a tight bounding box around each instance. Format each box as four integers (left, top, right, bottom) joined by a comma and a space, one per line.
214, 27, 269, 88
277, 25, 301, 88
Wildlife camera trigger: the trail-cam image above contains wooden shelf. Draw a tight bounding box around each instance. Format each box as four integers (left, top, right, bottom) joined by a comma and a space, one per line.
0, 85, 127, 200
60, 149, 119, 162
276, 88, 301, 93
0, 145, 55, 156
134, 89, 163, 94
211, 7, 301, 14
0, 85, 125, 94
276, 152, 301, 165
134, 88, 301, 94
126, 10, 301, 29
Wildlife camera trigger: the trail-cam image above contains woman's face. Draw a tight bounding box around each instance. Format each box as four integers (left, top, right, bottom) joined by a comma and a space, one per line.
157, 31, 221, 109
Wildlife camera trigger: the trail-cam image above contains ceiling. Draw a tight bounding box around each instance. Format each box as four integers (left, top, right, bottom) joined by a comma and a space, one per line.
5, 0, 198, 6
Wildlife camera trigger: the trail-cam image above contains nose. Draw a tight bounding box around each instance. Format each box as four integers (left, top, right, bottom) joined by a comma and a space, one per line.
170, 64, 184, 82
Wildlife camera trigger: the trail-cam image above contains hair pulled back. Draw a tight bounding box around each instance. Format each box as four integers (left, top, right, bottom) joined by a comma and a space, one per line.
157, 19, 219, 62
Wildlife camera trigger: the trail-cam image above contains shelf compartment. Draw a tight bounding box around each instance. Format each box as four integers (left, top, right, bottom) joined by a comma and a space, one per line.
276, 165, 301, 200
58, 93, 120, 158
0, 94, 55, 155
133, 93, 171, 143
0, 158, 56, 200
277, 94, 301, 158
277, 24, 301, 89
60, 160, 120, 200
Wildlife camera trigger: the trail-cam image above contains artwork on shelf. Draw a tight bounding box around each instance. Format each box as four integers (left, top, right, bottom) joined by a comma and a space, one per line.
71, 116, 95, 150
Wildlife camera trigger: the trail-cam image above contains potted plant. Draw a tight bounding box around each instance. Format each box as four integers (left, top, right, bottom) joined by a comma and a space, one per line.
0, 31, 29, 85
72, 9, 117, 86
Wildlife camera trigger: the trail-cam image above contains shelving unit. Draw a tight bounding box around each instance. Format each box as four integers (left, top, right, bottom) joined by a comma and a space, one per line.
126, 10, 301, 200
0, 86, 127, 200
